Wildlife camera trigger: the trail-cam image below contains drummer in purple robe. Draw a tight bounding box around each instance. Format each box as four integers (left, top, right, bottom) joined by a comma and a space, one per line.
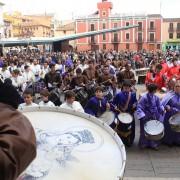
136, 83, 164, 150
112, 80, 137, 147
84, 86, 110, 117
161, 79, 180, 146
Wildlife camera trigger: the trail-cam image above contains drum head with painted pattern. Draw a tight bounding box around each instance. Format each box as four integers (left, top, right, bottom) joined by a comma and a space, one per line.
18, 107, 126, 180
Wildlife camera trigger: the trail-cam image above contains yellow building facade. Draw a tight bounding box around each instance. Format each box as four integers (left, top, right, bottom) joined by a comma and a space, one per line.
162, 18, 180, 50
3, 12, 53, 38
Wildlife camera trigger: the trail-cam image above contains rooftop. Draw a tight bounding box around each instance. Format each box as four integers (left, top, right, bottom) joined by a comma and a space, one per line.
163, 18, 180, 22
56, 22, 75, 31
76, 13, 163, 20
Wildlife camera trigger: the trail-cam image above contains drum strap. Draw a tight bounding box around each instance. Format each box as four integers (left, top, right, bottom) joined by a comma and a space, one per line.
121, 92, 131, 112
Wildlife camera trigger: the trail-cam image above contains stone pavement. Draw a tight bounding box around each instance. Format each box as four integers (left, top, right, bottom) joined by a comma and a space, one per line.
124, 85, 180, 179
124, 122, 180, 179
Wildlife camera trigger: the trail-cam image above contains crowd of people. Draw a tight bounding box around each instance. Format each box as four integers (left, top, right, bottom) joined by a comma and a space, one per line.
0, 47, 179, 179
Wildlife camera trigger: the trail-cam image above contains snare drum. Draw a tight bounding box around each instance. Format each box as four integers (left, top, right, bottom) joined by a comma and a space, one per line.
75, 88, 88, 105
117, 113, 133, 136
18, 107, 126, 180
169, 113, 180, 132
144, 120, 164, 141
99, 111, 115, 126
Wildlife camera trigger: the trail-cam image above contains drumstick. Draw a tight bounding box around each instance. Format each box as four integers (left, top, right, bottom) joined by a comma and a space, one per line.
110, 103, 122, 113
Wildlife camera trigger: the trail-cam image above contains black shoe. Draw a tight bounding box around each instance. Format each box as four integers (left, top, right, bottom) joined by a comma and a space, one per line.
152, 146, 159, 151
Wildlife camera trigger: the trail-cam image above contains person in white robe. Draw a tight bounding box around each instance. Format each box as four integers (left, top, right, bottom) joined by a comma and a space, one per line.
60, 90, 84, 113
39, 89, 55, 107
18, 89, 38, 109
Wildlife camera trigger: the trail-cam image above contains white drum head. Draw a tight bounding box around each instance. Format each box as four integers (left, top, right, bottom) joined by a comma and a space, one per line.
169, 113, 180, 125
18, 107, 126, 180
169, 113, 180, 132
99, 111, 115, 125
144, 120, 164, 135
118, 113, 132, 124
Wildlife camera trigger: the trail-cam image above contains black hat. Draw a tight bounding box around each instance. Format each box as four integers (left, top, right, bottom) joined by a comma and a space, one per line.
0, 80, 21, 109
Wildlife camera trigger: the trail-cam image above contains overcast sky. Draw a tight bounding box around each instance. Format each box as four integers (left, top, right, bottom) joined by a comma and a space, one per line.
1, 0, 180, 20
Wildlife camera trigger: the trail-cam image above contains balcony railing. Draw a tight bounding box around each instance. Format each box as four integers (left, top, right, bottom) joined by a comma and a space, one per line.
168, 27, 174, 32
125, 39, 131, 42
147, 39, 156, 43
88, 38, 97, 44
176, 28, 180, 32
136, 28, 143, 31
111, 38, 120, 43
148, 27, 156, 31
88, 28, 96, 32
135, 38, 144, 43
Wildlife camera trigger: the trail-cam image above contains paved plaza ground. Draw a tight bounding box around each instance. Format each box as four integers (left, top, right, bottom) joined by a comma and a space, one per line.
124, 85, 180, 179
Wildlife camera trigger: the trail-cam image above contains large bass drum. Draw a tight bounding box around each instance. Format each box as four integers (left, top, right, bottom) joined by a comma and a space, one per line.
18, 107, 126, 180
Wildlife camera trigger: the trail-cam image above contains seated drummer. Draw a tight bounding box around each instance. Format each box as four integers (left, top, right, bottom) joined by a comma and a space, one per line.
18, 89, 38, 109
161, 80, 180, 146
60, 90, 84, 113
84, 86, 110, 117
112, 80, 137, 147
136, 83, 164, 150
39, 89, 55, 107
70, 68, 88, 89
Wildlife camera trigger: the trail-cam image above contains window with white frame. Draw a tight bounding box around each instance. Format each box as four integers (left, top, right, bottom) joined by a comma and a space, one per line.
138, 22, 143, 31
103, 33, 106, 40
126, 33, 130, 40
103, 23, 106, 29
102, 11, 106, 17
149, 33, 154, 41
114, 23, 118, 28
126, 22, 129, 26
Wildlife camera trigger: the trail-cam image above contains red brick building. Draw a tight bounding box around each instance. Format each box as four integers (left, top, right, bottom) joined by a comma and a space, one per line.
75, 0, 162, 51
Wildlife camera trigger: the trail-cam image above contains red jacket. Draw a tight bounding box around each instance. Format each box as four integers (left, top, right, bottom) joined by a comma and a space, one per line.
145, 71, 166, 89
167, 65, 180, 80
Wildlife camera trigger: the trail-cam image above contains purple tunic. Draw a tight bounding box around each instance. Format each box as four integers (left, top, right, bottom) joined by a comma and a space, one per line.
161, 93, 180, 145
112, 91, 137, 146
136, 93, 164, 148
85, 96, 108, 117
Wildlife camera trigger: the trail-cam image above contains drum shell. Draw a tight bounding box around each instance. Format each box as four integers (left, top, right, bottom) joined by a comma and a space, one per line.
169, 113, 180, 132
145, 131, 164, 141
117, 113, 133, 133
75, 88, 88, 101
169, 124, 180, 132
144, 120, 164, 141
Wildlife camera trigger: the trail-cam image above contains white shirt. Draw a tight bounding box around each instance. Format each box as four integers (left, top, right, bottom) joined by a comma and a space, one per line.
18, 102, 38, 109
0, 69, 11, 79
11, 75, 24, 88
22, 71, 35, 83
8, 65, 17, 72
77, 64, 89, 72
60, 101, 84, 113
40, 67, 49, 79
30, 64, 41, 76
39, 101, 55, 107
